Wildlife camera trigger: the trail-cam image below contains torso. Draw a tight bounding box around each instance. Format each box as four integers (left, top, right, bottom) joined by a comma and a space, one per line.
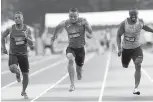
122, 18, 144, 49
64, 18, 86, 48
9, 24, 28, 55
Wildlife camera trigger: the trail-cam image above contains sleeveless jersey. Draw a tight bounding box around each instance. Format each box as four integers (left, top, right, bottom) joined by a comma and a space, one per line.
122, 18, 144, 49
64, 18, 86, 48
9, 24, 28, 55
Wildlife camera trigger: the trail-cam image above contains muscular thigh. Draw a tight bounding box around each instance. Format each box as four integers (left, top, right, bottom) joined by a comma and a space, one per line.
132, 47, 143, 65
66, 47, 75, 60
75, 47, 85, 67
121, 48, 132, 68
9, 54, 18, 66
18, 55, 29, 73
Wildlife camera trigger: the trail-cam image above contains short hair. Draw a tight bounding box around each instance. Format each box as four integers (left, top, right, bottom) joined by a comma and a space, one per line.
129, 8, 138, 15
69, 8, 79, 13
15, 11, 23, 15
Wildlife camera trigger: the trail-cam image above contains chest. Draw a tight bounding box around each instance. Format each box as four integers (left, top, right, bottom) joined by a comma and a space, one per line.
10, 27, 28, 45
125, 22, 142, 34
65, 23, 85, 34
11, 27, 28, 38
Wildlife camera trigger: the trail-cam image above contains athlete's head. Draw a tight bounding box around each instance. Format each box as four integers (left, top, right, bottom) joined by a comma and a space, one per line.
69, 8, 79, 23
129, 9, 138, 23
14, 11, 24, 25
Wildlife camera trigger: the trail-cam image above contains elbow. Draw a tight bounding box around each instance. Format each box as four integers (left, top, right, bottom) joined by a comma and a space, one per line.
27, 39, 34, 46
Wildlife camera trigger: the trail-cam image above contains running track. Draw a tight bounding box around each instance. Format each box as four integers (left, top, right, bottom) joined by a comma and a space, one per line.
1, 49, 153, 102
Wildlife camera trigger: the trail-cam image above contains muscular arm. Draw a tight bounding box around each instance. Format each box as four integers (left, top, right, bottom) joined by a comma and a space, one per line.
116, 21, 125, 50
1, 28, 10, 49
83, 18, 93, 39
26, 28, 34, 46
142, 22, 153, 33
51, 21, 65, 42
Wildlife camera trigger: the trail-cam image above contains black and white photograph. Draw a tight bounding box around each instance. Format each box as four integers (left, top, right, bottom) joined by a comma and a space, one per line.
1, 0, 153, 102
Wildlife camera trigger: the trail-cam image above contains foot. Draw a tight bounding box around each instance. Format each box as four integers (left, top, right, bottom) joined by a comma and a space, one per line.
133, 88, 140, 95
16, 69, 21, 82
76, 68, 82, 80
21, 92, 29, 99
69, 85, 75, 92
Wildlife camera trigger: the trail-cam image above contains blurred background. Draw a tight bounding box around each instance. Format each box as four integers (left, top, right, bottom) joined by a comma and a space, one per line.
1, 1, 153, 101
1, 0, 153, 58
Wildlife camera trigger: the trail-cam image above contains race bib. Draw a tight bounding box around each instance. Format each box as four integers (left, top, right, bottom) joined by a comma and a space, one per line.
69, 33, 80, 38
16, 41, 25, 45
14, 37, 25, 45
125, 36, 135, 42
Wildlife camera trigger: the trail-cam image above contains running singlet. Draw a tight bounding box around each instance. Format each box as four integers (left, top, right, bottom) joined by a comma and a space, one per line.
122, 18, 144, 49
9, 24, 28, 55
61, 18, 87, 48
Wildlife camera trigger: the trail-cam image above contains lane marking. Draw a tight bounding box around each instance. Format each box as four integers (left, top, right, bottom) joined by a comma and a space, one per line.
1, 55, 60, 75
30, 53, 95, 102
2, 58, 67, 90
142, 51, 153, 83
142, 68, 153, 83
98, 50, 112, 102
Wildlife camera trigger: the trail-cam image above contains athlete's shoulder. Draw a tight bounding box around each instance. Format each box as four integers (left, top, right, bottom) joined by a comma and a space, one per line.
123, 18, 129, 24
138, 18, 144, 23
58, 20, 68, 27
80, 17, 87, 22
6, 24, 14, 33
23, 24, 30, 32
120, 19, 126, 27
10, 24, 15, 30
79, 17, 88, 25
138, 18, 145, 27
138, 18, 143, 22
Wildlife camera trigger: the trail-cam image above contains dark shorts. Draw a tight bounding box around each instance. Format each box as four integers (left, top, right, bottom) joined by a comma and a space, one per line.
66, 47, 85, 67
122, 46, 143, 68
9, 54, 29, 73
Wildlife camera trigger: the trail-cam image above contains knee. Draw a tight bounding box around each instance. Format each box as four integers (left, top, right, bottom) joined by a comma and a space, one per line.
134, 57, 143, 65
22, 72, 29, 78
9, 64, 18, 73
135, 64, 141, 71
68, 59, 74, 65
76, 62, 84, 67
134, 58, 142, 70
67, 53, 74, 64
22, 73, 29, 82
66, 53, 74, 60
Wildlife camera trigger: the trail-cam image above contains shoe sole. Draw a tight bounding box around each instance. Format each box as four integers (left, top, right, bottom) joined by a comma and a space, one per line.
21, 93, 29, 99
69, 89, 75, 92
133, 92, 140, 95
69, 86, 75, 92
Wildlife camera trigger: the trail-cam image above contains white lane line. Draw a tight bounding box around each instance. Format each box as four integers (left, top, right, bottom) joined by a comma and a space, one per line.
142, 68, 153, 83
30, 53, 95, 102
1, 58, 67, 90
1, 55, 60, 75
98, 51, 112, 102
142, 51, 153, 83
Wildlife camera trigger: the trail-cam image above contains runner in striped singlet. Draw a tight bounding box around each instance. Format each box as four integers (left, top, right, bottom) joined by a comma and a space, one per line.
51, 8, 94, 92
1, 11, 34, 99
116, 9, 153, 95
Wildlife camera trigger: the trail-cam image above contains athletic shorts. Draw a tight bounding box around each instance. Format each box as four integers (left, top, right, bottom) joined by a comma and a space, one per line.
9, 54, 29, 73
66, 47, 85, 67
122, 46, 143, 68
